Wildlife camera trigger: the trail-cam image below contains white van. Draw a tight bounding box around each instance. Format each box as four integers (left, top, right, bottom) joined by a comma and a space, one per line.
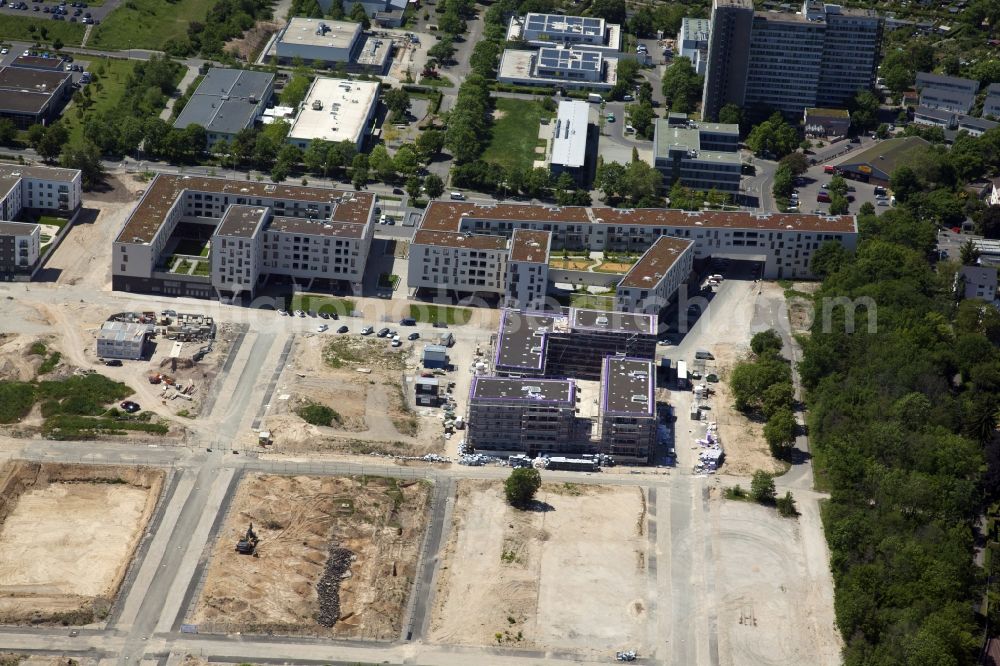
450, 192, 465, 200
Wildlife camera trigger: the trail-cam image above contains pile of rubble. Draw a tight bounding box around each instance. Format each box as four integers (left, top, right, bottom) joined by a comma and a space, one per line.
315, 546, 355, 627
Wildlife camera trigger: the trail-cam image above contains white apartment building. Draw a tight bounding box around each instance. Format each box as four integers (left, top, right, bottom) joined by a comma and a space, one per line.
113, 174, 375, 300
504, 229, 551, 310
0, 221, 40, 280
408, 229, 508, 295
0, 165, 82, 220
614, 236, 695, 314
915, 72, 978, 114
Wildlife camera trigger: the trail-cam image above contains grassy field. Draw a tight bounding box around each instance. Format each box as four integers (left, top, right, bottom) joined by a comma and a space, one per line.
88, 0, 210, 50
481, 98, 554, 173
288, 294, 356, 316
61, 58, 135, 145
408, 304, 471, 325
0, 15, 86, 46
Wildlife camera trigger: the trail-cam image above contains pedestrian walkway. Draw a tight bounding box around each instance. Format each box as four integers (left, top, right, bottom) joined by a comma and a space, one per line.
160, 65, 200, 121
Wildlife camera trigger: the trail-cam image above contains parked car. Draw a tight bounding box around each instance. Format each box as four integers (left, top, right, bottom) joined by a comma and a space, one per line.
278, 309, 288, 316
400, 317, 416, 326
317, 324, 328, 333
294, 309, 305, 317
377, 327, 390, 337
104, 359, 123, 367
120, 400, 141, 413
817, 191, 831, 203
318, 311, 330, 319
407, 332, 420, 340
361, 326, 374, 335
391, 336, 402, 347
337, 325, 349, 334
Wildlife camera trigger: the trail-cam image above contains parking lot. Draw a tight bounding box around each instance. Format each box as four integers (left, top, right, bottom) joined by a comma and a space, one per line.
789, 161, 889, 215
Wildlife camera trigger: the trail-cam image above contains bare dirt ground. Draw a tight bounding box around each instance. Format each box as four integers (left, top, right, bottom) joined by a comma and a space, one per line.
713, 494, 841, 665
0, 462, 164, 624
264, 334, 440, 456
430, 481, 650, 657
0, 333, 52, 381
190, 473, 431, 639
785, 281, 820, 335
225, 21, 282, 61
0, 656, 99, 666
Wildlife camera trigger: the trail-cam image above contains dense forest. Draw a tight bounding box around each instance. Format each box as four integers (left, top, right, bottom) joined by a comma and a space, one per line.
802, 200, 1000, 663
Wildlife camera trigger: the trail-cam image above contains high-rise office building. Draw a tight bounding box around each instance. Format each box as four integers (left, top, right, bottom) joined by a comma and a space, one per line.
701, 0, 882, 121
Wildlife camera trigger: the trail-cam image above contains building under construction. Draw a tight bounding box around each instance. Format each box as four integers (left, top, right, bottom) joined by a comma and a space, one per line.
468, 309, 659, 463
493, 307, 657, 381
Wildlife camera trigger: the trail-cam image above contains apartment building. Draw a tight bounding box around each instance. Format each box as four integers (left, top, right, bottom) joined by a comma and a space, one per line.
504, 229, 551, 310
498, 47, 618, 91
96, 321, 149, 361
915, 72, 978, 114
113, 174, 375, 300
599, 357, 657, 463
985, 84, 1000, 119
956, 266, 997, 302
652, 118, 742, 192
466, 376, 590, 455
408, 230, 508, 296
0, 165, 83, 220
0, 221, 40, 280
416, 201, 858, 283
701, 0, 882, 120
614, 236, 695, 314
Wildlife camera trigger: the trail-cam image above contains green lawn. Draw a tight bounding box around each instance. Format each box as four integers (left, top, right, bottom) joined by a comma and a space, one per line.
88, 0, 210, 50
408, 304, 471, 325
192, 260, 210, 276
0, 15, 86, 46
481, 98, 553, 173
418, 75, 454, 88
570, 293, 615, 311
61, 58, 135, 145
288, 294, 356, 316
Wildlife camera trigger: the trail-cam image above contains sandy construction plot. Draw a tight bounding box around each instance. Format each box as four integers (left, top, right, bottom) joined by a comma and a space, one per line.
191, 474, 431, 639
430, 481, 650, 656
0, 462, 164, 624
715, 498, 841, 665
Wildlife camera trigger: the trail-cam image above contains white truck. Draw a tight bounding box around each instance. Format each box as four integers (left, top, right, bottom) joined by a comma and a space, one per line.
587, 92, 603, 103
676, 360, 688, 389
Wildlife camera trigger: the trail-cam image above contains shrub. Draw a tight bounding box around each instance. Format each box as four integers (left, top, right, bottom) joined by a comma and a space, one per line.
504, 467, 541, 508
776, 491, 798, 517
750, 470, 776, 504
296, 402, 341, 426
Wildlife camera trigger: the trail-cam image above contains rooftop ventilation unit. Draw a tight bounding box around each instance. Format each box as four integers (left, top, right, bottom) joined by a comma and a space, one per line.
631, 394, 648, 402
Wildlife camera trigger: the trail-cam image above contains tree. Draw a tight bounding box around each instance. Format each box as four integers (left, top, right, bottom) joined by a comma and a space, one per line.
428, 38, 456, 66
369, 144, 395, 182
349, 2, 370, 28
405, 175, 422, 200
276, 144, 302, 169
960, 239, 981, 266
829, 193, 849, 215
351, 153, 369, 188
26, 124, 46, 151
625, 102, 655, 139
0, 119, 16, 147
778, 152, 809, 176
775, 492, 798, 517
304, 139, 332, 176
661, 57, 702, 114
504, 467, 541, 508
890, 166, 921, 203
718, 103, 742, 127
60, 141, 105, 190
772, 165, 794, 200
438, 9, 466, 35
764, 408, 796, 458
746, 113, 798, 158
828, 174, 848, 197
383, 88, 411, 121
978, 206, 1000, 239
36, 123, 68, 162
762, 382, 794, 419
392, 144, 420, 176
588, 0, 625, 23
875, 123, 890, 140
281, 72, 314, 108
750, 470, 776, 504
469, 40, 500, 78
810, 241, 850, 278
417, 129, 446, 162
751, 329, 783, 356
849, 90, 880, 132
52, 37, 63, 51
423, 173, 444, 199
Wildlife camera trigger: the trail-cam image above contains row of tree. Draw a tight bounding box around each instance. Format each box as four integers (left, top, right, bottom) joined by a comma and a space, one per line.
730, 330, 797, 458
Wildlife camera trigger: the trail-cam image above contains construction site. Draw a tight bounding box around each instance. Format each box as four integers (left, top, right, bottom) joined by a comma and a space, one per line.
189, 473, 432, 639
0, 462, 165, 625
429, 481, 651, 657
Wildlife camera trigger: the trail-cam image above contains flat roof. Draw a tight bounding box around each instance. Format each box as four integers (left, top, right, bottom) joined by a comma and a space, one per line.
11, 55, 65, 71
570, 307, 656, 335
915, 106, 956, 122
116, 174, 374, 245
173, 68, 274, 135
412, 229, 507, 251
0, 164, 79, 182
959, 116, 999, 131
509, 229, 551, 263
216, 205, 269, 238
655, 121, 740, 160
0, 221, 39, 236
288, 78, 379, 145
98, 320, 148, 342
471, 376, 574, 404
495, 309, 567, 371
267, 216, 367, 238
602, 357, 654, 416
524, 12, 605, 37
0, 67, 69, 114
279, 18, 361, 49
837, 136, 930, 178
618, 236, 693, 289
551, 100, 590, 169
806, 107, 850, 118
